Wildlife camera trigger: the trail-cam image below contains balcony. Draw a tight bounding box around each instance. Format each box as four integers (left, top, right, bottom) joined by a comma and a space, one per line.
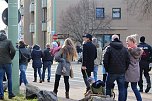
29, 23, 35, 33
20, 25, 24, 34
42, 0, 47, 8
42, 22, 47, 32
30, 3, 34, 13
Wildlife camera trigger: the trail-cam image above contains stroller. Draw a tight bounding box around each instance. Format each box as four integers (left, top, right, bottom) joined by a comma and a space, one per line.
82, 71, 115, 101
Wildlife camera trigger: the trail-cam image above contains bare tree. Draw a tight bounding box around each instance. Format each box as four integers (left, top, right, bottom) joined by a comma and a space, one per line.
59, 0, 111, 43
127, 0, 152, 18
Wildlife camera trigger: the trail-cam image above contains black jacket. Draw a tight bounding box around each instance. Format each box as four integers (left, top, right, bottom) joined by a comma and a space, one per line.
42, 48, 54, 62
82, 41, 97, 71
103, 40, 130, 74
138, 42, 152, 62
19, 45, 31, 65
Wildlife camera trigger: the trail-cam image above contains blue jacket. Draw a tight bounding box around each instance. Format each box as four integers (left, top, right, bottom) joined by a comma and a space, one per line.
31, 45, 43, 68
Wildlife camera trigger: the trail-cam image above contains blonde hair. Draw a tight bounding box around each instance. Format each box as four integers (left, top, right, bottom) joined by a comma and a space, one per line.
62, 38, 78, 61
126, 34, 138, 44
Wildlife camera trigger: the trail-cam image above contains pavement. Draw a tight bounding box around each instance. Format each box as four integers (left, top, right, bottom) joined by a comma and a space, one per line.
20, 62, 152, 101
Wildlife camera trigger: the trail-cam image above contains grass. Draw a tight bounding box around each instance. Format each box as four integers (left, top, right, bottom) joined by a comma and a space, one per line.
2, 92, 37, 101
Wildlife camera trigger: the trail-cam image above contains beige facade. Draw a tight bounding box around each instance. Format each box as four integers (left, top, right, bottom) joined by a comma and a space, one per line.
54, 0, 152, 47
21, 0, 152, 48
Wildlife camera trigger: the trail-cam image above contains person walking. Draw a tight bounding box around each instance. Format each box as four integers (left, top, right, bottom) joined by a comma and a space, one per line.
0, 30, 16, 99
138, 36, 152, 93
53, 38, 77, 99
125, 34, 143, 101
92, 38, 102, 81
19, 41, 31, 86
103, 34, 130, 101
42, 43, 54, 82
31, 44, 43, 83
81, 34, 97, 93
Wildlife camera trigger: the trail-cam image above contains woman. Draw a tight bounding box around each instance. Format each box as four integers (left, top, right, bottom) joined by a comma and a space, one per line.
31, 44, 43, 83
53, 38, 77, 99
19, 41, 31, 86
125, 34, 143, 101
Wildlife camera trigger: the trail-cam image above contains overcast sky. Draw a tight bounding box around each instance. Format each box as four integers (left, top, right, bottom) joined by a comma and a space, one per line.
0, 0, 8, 30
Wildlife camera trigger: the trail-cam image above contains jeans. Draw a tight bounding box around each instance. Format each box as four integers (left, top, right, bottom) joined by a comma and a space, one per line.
53, 74, 69, 93
81, 69, 92, 91
42, 61, 52, 81
33, 67, 42, 80
106, 74, 125, 101
19, 64, 28, 85
93, 65, 98, 81
0, 64, 14, 97
125, 82, 142, 101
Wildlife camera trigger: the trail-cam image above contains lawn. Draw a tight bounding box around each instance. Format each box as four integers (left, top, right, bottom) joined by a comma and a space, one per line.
2, 92, 37, 101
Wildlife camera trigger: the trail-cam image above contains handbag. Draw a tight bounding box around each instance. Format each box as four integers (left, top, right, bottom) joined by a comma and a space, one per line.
70, 66, 74, 78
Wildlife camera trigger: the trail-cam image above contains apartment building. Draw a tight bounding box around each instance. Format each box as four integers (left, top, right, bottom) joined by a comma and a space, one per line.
20, 0, 49, 49
21, 0, 152, 48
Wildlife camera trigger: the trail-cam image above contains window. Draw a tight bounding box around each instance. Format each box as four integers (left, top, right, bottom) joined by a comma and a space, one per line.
96, 8, 104, 19
112, 8, 121, 19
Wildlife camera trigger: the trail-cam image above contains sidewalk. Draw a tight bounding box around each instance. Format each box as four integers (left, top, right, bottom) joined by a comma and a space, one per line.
20, 62, 152, 101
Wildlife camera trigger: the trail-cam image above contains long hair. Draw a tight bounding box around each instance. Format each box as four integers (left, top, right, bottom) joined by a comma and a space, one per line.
62, 38, 78, 61
126, 34, 138, 44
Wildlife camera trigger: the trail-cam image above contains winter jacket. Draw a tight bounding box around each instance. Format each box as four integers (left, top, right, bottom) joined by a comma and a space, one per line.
54, 48, 72, 76
103, 40, 130, 74
138, 42, 152, 62
42, 48, 54, 63
125, 47, 142, 82
0, 33, 16, 64
31, 45, 43, 68
94, 47, 102, 66
82, 41, 97, 72
19, 45, 31, 65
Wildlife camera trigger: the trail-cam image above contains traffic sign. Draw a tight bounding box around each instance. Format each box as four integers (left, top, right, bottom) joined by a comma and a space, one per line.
52, 34, 58, 40
2, 8, 21, 25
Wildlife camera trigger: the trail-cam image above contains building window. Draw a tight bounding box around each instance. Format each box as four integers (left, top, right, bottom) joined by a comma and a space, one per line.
96, 8, 104, 19
112, 8, 121, 19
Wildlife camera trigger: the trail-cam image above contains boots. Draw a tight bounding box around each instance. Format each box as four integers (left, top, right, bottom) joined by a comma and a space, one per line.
65, 92, 69, 99
33, 77, 37, 82
145, 83, 151, 93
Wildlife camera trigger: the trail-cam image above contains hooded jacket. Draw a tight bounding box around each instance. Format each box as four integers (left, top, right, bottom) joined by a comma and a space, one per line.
31, 45, 43, 68
125, 47, 142, 82
0, 33, 16, 64
103, 40, 130, 74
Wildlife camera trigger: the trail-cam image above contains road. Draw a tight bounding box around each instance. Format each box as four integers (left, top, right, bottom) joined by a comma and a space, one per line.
20, 62, 152, 101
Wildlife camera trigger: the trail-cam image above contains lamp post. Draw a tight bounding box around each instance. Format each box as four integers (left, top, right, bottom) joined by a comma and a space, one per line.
34, 0, 38, 44
8, 0, 19, 94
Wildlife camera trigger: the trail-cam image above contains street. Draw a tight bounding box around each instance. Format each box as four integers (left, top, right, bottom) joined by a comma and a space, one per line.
20, 62, 152, 101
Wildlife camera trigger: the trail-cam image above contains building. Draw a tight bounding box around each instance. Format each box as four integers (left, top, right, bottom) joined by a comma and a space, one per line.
20, 0, 50, 49
21, 0, 152, 48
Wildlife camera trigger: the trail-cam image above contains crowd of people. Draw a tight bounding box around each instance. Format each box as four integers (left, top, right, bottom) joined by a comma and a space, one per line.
0, 29, 152, 100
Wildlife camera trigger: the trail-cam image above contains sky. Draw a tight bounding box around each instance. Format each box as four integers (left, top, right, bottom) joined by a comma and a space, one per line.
0, 0, 8, 30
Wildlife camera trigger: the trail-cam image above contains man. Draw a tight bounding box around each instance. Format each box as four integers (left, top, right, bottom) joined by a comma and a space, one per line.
92, 38, 102, 81
0, 30, 16, 100
81, 34, 97, 93
138, 36, 152, 93
42, 43, 54, 82
103, 35, 130, 101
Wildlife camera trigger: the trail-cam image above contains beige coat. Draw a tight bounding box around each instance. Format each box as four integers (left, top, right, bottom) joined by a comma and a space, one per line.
94, 47, 102, 66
